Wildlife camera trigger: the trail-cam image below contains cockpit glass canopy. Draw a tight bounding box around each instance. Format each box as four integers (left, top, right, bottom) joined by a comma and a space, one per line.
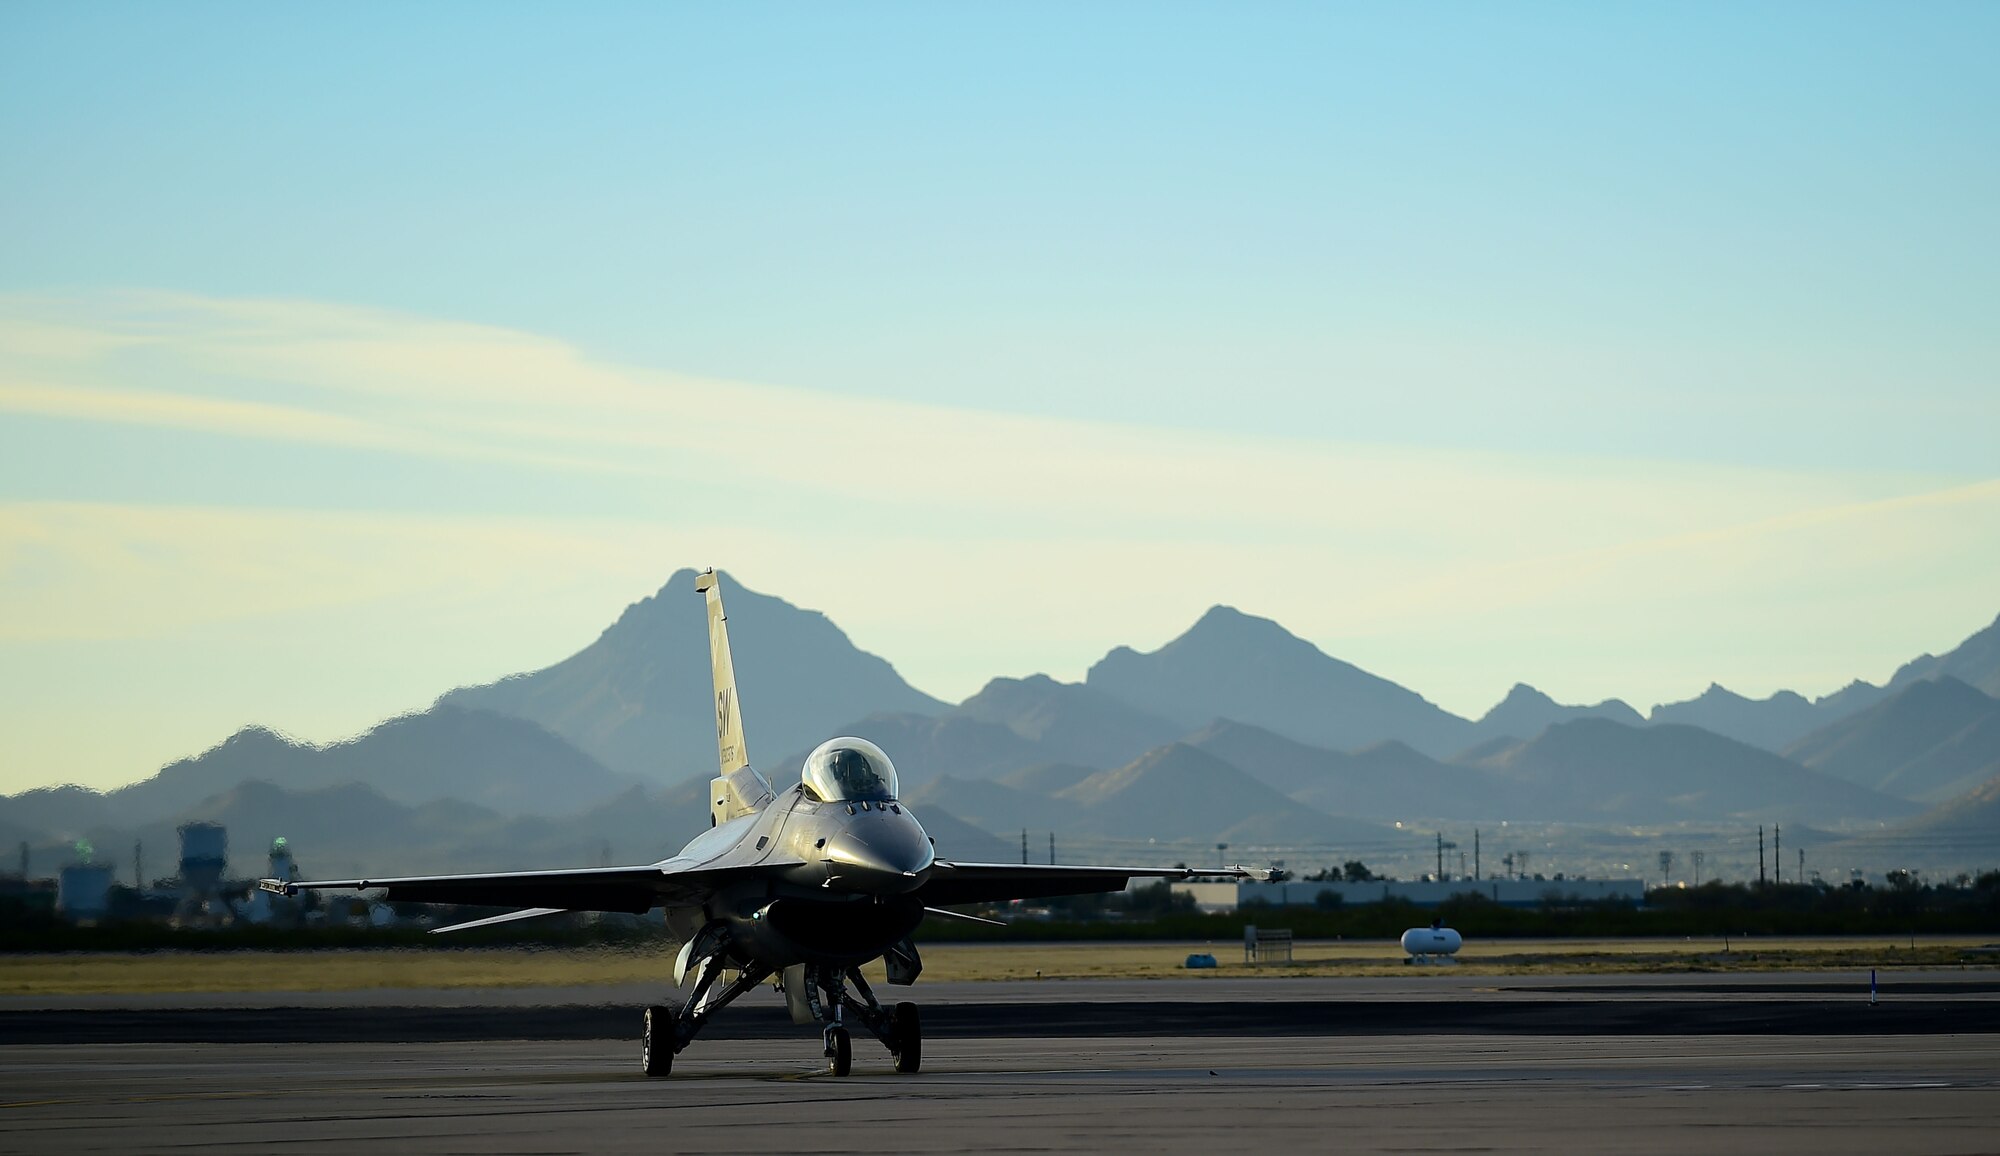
801, 737, 898, 803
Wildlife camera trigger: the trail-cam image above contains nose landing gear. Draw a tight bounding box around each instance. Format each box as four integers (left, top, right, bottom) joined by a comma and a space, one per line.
823, 1024, 852, 1076
798, 963, 924, 1075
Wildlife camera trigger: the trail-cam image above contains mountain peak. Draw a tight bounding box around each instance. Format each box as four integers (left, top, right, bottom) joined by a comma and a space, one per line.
1904, 674, 1986, 701
1650, 680, 1835, 752
1500, 683, 1557, 708
965, 673, 1063, 698
1087, 604, 1471, 756
1471, 683, 1642, 741
1186, 603, 1308, 640
949, 673, 1182, 767
1885, 610, 2000, 698
1784, 674, 2000, 802
217, 725, 306, 753
1057, 742, 1261, 806
446, 568, 946, 777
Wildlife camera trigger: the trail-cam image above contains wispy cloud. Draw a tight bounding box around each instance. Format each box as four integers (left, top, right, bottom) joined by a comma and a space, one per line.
0, 290, 1929, 542
0, 502, 663, 643
0, 380, 451, 455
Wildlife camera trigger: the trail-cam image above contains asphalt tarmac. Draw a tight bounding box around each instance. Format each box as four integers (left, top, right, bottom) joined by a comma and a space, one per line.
5, 972, 1999, 1154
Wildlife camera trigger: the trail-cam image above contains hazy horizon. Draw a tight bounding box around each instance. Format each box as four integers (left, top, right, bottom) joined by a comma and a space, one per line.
4, 4, 1997, 793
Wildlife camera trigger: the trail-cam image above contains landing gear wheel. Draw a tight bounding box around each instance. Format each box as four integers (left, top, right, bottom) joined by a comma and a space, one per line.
826, 1026, 852, 1076
892, 1002, 921, 1073
642, 1005, 673, 1077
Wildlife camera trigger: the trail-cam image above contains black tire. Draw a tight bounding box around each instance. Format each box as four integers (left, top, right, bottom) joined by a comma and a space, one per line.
892, 1002, 921, 1073
827, 1026, 852, 1076
642, 1005, 673, 1077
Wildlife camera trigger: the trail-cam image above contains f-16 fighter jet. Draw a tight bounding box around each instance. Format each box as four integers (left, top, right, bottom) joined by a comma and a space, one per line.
263, 569, 1262, 1076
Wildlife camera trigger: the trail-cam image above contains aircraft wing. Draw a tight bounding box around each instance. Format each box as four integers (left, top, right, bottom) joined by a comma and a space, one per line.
914, 861, 1263, 907
263, 860, 803, 914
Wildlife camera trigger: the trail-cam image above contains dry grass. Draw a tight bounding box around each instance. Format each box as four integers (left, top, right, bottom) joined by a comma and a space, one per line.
3, 936, 1993, 996
907, 937, 1999, 981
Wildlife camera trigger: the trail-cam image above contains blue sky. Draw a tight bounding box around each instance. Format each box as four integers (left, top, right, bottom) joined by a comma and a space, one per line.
2, 3, 1997, 791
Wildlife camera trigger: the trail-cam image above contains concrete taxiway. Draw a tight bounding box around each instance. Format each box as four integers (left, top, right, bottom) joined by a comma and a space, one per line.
4, 972, 1998, 1154
6, 1035, 1999, 1155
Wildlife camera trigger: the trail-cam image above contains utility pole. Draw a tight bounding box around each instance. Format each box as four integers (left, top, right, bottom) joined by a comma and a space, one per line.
1692, 850, 1705, 887
1048, 832, 1055, 865
1474, 829, 1481, 880
1658, 850, 1674, 889
1774, 824, 1781, 885
1434, 833, 1458, 880
1758, 825, 1766, 886
1021, 829, 1028, 865
1798, 847, 1805, 884
1517, 850, 1531, 879
1502, 852, 1515, 878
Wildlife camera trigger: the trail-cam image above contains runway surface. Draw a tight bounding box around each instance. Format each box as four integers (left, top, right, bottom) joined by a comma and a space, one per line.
6, 1035, 1999, 1155
5, 972, 2000, 1154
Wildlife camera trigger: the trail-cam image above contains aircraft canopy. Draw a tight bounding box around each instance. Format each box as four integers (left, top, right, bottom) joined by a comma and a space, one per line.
802, 737, 899, 803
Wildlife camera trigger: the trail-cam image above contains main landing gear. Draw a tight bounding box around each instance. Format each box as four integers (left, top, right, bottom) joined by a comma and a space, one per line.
640, 955, 924, 1077
890, 1000, 921, 1073
642, 1005, 673, 1077
640, 952, 771, 1078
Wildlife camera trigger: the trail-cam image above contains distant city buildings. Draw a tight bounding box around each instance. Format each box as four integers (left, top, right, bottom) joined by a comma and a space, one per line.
1174, 877, 1647, 914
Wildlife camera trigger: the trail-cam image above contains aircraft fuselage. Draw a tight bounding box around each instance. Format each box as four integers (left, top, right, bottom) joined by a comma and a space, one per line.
663, 783, 936, 969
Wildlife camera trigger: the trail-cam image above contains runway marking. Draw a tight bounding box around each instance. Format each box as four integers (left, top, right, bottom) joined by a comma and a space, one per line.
1852, 1081, 1953, 1089
0, 1088, 271, 1111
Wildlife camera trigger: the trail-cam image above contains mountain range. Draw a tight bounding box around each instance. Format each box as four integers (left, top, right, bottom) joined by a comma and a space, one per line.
6, 571, 1998, 879
1786, 677, 2000, 804
1460, 719, 1917, 826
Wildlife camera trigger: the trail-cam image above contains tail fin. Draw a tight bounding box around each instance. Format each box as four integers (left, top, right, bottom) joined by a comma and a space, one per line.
695, 569, 772, 824
695, 568, 749, 776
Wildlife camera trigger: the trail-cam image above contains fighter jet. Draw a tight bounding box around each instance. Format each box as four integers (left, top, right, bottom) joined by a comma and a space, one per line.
263, 569, 1261, 1076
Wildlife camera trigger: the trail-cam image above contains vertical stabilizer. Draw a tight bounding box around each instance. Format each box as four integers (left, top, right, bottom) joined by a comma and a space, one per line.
694, 569, 772, 825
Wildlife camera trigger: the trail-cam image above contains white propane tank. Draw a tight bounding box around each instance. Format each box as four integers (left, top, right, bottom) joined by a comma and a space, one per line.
1400, 925, 1463, 957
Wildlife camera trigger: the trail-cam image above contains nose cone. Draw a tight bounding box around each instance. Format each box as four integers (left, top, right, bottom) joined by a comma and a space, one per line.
823, 813, 934, 894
